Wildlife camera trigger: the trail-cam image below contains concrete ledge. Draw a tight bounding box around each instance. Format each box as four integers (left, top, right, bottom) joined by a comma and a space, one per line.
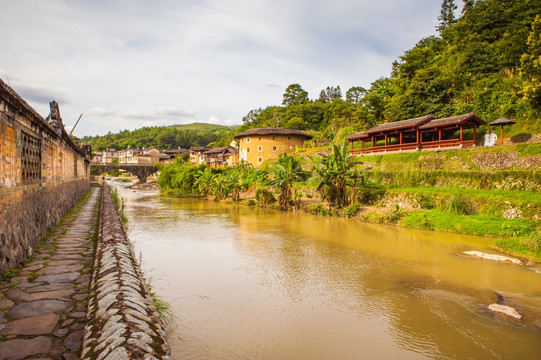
82, 182, 170, 359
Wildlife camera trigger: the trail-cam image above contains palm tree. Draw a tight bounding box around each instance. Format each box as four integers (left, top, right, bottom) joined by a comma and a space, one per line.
312, 143, 363, 208
269, 153, 311, 209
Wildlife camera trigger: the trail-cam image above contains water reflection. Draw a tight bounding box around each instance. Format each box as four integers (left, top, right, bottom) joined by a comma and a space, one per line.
111, 182, 541, 360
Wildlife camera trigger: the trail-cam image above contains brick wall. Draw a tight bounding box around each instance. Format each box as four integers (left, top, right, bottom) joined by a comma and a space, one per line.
0, 79, 90, 275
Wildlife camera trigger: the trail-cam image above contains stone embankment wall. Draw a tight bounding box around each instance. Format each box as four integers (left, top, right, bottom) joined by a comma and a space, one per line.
0, 79, 90, 275
82, 182, 170, 359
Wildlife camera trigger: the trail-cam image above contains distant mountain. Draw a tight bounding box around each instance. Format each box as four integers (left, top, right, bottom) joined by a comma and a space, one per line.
80, 123, 237, 151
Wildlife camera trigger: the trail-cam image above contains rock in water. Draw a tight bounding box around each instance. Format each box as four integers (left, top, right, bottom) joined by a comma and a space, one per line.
463, 251, 523, 265
488, 303, 522, 320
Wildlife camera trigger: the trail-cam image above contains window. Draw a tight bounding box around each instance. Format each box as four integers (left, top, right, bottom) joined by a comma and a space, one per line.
247, 148, 250, 152
288, 136, 290, 140
258, 146, 263, 152
246, 137, 250, 143
21, 131, 41, 181
258, 157, 263, 163
259, 137, 261, 140
273, 146, 277, 152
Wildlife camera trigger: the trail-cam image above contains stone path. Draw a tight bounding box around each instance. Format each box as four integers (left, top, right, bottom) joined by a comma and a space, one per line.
0, 187, 100, 360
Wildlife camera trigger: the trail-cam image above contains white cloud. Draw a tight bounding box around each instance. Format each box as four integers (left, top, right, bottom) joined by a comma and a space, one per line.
0, 0, 442, 137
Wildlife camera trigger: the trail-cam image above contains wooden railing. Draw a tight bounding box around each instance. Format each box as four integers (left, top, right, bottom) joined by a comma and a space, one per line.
352, 138, 475, 155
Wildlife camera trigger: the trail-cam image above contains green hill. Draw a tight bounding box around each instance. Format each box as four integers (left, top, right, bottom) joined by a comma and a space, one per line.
80, 123, 237, 151
239, 0, 541, 139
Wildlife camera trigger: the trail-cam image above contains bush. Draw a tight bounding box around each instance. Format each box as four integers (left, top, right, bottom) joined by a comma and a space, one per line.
343, 203, 362, 218
356, 185, 386, 204
255, 187, 275, 206
308, 204, 330, 216
444, 195, 474, 215
420, 194, 436, 209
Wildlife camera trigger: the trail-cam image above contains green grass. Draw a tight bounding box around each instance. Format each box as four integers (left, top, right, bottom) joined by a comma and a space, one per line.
391, 187, 541, 205
402, 210, 536, 237
516, 143, 541, 157
494, 233, 541, 262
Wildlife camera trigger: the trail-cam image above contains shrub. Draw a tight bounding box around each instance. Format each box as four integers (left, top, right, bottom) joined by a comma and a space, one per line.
308, 204, 329, 216
343, 203, 362, 218
255, 187, 275, 206
444, 195, 474, 215
420, 194, 436, 209
356, 185, 386, 204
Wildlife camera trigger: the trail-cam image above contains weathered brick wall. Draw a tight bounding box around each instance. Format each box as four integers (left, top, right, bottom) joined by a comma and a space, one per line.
0, 79, 90, 275
83, 183, 170, 359
0, 180, 90, 274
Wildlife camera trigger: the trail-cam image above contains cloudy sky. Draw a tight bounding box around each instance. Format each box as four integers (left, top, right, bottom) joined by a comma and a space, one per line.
0, 0, 445, 137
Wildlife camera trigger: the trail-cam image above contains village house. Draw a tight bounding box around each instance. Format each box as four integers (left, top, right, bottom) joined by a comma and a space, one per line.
160, 148, 189, 164
117, 147, 161, 164
233, 128, 312, 168
189, 146, 212, 165
203, 146, 239, 168
346, 112, 486, 155
101, 148, 119, 163
91, 152, 103, 164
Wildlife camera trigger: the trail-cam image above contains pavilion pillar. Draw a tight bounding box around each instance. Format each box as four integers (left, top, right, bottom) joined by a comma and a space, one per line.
372, 136, 375, 148
417, 130, 421, 148
460, 126, 463, 142
384, 134, 388, 146
400, 132, 403, 145
500, 125, 504, 146
473, 127, 476, 143
438, 129, 442, 141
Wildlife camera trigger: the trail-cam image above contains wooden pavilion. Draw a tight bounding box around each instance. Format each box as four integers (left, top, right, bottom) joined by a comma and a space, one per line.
347, 112, 486, 155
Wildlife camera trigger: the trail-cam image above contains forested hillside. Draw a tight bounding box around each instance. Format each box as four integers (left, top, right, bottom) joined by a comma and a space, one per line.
82, 0, 541, 150
80, 123, 236, 151
240, 0, 541, 139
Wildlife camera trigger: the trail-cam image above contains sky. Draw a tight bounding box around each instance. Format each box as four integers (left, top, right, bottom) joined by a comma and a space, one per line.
0, 0, 445, 137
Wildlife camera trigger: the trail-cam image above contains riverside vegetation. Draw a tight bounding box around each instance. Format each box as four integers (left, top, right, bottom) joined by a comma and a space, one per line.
157, 142, 541, 263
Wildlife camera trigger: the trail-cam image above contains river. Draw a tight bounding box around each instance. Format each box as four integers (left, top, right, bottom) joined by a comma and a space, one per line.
111, 181, 541, 360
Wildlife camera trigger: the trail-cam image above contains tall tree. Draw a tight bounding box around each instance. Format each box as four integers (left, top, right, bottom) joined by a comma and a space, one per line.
282, 84, 309, 106
345, 86, 367, 106
521, 15, 541, 108
461, 0, 474, 15
318, 86, 342, 103
437, 0, 458, 34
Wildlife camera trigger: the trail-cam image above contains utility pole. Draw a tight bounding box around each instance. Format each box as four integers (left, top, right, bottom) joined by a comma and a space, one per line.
69, 114, 83, 136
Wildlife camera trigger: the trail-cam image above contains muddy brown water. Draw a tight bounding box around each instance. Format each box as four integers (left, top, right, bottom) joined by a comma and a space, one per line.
112, 182, 541, 360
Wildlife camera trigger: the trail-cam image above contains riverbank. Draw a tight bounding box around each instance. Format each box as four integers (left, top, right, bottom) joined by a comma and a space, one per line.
114, 184, 541, 359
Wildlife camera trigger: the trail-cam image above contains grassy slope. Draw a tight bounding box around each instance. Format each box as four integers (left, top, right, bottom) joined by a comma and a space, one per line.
295, 141, 541, 262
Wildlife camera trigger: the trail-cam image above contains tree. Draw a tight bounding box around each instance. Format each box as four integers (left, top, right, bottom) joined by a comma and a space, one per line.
312, 143, 362, 208
282, 84, 309, 106
462, 0, 474, 15
318, 86, 342, 103
521, 15, 541, 108
437, 0, 457, 34
269, 154, 310, 208
345, 86, 367, 106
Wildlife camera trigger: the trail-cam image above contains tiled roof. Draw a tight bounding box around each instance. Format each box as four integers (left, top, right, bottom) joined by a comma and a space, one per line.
233, 128, 313, 139
488, 118, 516, 126
345, 132, 368, 140
204, 146, 239, 155
418, 112, 485, 129
190, 146, 212, 152
364, 114, 434, 134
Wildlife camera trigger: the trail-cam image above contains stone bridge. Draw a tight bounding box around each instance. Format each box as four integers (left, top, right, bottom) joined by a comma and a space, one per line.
91, 164, 159, 182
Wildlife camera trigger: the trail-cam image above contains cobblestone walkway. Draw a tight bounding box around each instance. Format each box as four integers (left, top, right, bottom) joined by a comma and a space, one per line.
0, 186, 100, 360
